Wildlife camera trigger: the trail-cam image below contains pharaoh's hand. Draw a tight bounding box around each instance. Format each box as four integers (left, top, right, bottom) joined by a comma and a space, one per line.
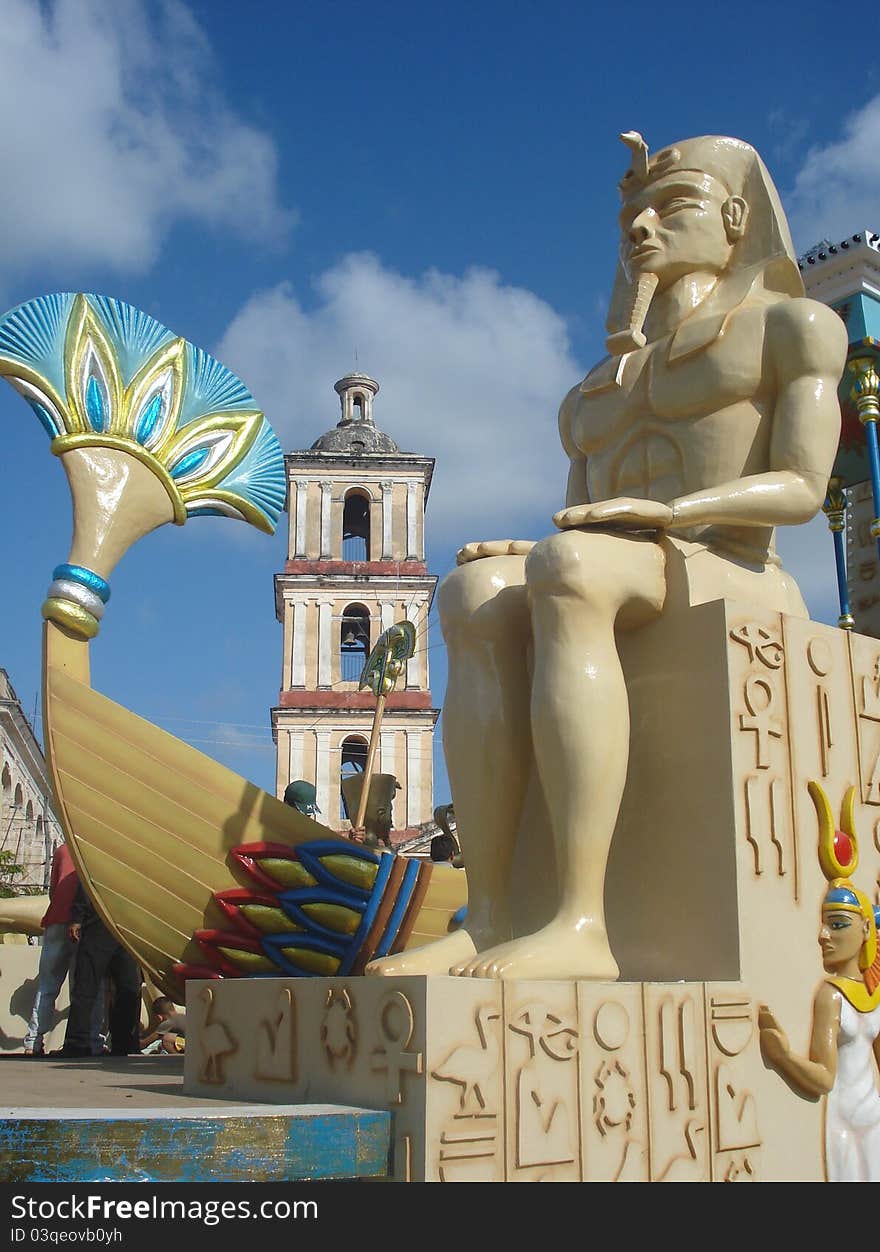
757, 1003, 790, 1065
553, 498, 674, 531
456, 540, 535, 565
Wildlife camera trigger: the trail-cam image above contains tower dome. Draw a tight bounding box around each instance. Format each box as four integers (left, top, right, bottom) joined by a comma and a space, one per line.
310, 374, 401, 454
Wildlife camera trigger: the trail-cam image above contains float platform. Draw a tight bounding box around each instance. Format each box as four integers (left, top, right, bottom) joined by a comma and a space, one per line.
0, 1056, 391, 1182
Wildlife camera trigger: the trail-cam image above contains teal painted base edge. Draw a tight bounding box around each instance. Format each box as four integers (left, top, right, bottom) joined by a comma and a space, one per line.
0, 1109, 392, 1182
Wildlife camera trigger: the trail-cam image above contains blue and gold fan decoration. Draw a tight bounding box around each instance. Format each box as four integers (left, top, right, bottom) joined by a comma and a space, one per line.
176, 839, 432, 980
0, 292, 285, 638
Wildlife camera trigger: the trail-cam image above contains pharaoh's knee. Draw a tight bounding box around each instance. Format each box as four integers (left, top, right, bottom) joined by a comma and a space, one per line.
439, 559, 528, 644
526, 532, 612, 599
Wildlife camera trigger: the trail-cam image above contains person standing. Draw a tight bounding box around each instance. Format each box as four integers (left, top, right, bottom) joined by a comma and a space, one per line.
23, 842, 104, 1057
61, 881, 141, 1058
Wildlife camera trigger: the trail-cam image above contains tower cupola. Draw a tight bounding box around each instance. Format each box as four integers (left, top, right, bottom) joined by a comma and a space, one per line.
335, 373, 379, 425
311, 374, 400, 455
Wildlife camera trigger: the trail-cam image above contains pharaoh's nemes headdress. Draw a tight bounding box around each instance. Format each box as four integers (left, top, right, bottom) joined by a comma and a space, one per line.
606, 132, 803, 357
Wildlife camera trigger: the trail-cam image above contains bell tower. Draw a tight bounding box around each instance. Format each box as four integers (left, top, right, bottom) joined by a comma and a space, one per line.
272, 374, 438, 841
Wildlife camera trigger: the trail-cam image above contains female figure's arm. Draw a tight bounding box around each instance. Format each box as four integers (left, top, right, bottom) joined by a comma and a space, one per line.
758, 984, 841, 1097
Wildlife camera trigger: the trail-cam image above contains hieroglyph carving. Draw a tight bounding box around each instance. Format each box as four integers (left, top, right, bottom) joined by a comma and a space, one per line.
806, 637, 835, 779
729, 624, 784, 671
709, 992, 762, 1180
584, 992, 649, 1181
509, 1004, 579, 1171
730, 620, 795, 895
320, 986, 358, 1070
710, 994, 753, 1058
196, 986, 237, 1085
744, 775, 785, 878
648, 989, 709, 1182
857, 655, 880, 805
432, 1004, 501, 1114
715, 1063, 760, 1153
740, 674, 783, 769
255, 987, 297, 1082
371, 991, 423, 1105
432, 1002, 503, 1182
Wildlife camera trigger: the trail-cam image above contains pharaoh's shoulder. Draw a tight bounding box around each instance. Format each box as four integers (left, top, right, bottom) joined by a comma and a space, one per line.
763, 297, 848, 377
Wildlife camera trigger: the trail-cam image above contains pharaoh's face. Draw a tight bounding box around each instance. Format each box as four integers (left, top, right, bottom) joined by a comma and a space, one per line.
619, 171, 740, 291
819, 908, 868, 973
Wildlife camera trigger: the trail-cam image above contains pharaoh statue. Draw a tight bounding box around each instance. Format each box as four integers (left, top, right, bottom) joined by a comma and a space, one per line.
368, 132, 848, 982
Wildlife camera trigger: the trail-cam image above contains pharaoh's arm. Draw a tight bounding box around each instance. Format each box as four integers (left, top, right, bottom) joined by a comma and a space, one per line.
560, 385, 590, 510
758, 983, 841, 1098
565, 453, 589, 509
668, 300, 847, 531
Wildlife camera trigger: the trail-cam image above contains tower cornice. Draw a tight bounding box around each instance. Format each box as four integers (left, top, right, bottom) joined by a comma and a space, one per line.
282, 559, 431, 577
284, 451, 435, 499
275, 691, 436, 711
274, 569, 437, 620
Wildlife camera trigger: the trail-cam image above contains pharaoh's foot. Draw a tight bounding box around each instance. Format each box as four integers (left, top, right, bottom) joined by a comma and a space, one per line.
450, 920, 619, 981
365, 928, 478, 976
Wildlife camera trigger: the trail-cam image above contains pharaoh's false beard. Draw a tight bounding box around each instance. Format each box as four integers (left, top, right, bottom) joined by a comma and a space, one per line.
606, 271, 659, 357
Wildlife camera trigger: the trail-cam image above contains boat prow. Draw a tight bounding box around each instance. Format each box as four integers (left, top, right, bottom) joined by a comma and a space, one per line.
43, 622, 466, 1000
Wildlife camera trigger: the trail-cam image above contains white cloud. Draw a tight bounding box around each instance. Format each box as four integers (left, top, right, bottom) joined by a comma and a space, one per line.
0, 0, 291, 277
785, 94, 880, 249
217, 253, 581, 554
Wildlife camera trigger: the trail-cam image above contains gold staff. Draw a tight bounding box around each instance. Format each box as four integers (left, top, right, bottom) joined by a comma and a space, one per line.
351, 621, 416, 837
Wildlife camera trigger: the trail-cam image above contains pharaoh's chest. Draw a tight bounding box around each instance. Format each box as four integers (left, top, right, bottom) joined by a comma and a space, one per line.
571, 317, 767, 453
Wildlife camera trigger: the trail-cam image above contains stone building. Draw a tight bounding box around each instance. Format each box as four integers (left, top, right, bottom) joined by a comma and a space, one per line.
271, 374, 438, 839
0, 668, 62, 889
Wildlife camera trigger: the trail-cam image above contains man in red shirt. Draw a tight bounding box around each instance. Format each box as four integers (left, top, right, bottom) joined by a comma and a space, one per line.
23, 842, 104, 1056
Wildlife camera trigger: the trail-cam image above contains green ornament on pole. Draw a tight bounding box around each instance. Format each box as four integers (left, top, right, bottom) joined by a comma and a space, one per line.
352, 622, 417, 836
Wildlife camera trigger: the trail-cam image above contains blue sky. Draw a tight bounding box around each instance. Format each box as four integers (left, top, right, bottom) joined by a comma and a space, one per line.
0, 0, 875, 807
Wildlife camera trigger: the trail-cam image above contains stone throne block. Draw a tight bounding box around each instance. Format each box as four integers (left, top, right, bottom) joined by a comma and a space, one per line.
185, 597, 880, 1181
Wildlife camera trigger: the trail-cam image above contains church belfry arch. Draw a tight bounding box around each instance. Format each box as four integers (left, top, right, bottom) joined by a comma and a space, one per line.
342, 488, 371, 562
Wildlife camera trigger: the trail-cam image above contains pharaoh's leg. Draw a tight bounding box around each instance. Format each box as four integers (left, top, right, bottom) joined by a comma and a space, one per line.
454, 530, 666, 979
366, 554, 531, 975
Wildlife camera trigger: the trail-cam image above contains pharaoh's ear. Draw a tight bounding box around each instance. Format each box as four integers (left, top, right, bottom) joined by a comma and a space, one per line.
722, 196, 749, 242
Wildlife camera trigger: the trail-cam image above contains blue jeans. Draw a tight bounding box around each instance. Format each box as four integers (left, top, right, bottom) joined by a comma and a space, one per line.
24, 924, 105, 1054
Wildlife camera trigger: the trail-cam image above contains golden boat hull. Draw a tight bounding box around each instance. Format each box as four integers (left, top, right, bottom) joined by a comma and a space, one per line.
43, 622, 466, 1000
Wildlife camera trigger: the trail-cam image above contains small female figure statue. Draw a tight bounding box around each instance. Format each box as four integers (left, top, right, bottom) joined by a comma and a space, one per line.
758, 781, 880, 1182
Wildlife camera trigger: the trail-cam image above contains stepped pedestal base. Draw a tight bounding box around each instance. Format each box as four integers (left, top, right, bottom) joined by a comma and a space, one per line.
183, 973, 806, 1182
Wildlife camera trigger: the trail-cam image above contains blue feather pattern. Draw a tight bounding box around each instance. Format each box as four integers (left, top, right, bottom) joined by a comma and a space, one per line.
0, 292, 287, 534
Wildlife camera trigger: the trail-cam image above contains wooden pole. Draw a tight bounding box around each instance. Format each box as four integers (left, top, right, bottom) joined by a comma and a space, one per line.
353, 692, 386, 833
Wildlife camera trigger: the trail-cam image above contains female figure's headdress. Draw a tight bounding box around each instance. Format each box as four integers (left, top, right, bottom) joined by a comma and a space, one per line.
808, 781, 880, 1011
